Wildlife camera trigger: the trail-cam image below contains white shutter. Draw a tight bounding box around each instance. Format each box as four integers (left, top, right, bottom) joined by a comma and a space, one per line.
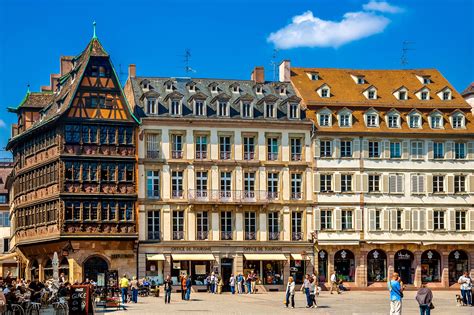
355, 174, 362, 193
427, 141, 434, 160
445, 141, 453, 160
362, 139, 369, 159
402, 140, 409, 159
469, 210, 474, 231
334, 173, 341, 193
412, 209, 419, 231
403, 208, 411, 231
419, 175, 425, 193
426, 208, 434, 231
396, 175, 404, 193
314, 173, 320, 192
419, 209, 426, 231
362, 174, 368, 193
448, 209, 456, 231
382, 174, 389, 193
369, 209, 376, 231
334, 208, 342, 230
353, 139, 360, 158
426, 174, 433, 194
447, 175, 454, 194
333, 139, 340, 158
389, 175, 396, 193
314, 208, 321, 231
383, 140, 390, 159
467, 142, 474, 160
382, 209, 390, 231
355, 208, 363, 231
314, 139, 321, 158
411, 175, 417, 194
390, 208, 397, 231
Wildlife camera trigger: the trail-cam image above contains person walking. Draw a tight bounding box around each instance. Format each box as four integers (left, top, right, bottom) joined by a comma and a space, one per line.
251, 272, 257, 293
300, 274, 312, 307
329, 271, 340, 294
458, 271, 472, 306
163, 274, 173, 304
246, 273, 252, 294
310, 277, 317, 308
388, 272, 404, 315
415, 284, 433, 315
210, 272, 216, 294
229, 274, 235, 294
285, 276, 295, 308
185, 276, 192, 300
130, 276, 139, 303
119, 274, 129, 304
237, 274, 243, 294
180, 275, 187, 300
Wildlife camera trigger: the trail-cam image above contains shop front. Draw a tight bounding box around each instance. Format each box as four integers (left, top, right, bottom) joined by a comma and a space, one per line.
421, 250, 441, 283
394, 249, 414, 284
448, 250, 469, 285
145, 254, 165, 285
317, 250, 328, 283
243, 254, 286, 288
367, 249, 387, 283
290, 254, 309, 284
334, 249, 355, 282
171, 254, 215, 287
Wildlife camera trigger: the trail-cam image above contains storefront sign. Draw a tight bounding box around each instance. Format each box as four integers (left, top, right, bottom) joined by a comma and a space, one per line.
171, 247, 211, 251
69, 285, 92, 315
111, 254, 134, 259
243, 247, 282, 252
397, 252, 411, 260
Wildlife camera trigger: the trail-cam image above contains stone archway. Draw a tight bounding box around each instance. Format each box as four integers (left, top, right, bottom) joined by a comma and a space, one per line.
367, 249, 387, 283
83, 256, 109, 283
448, 250, 468, 284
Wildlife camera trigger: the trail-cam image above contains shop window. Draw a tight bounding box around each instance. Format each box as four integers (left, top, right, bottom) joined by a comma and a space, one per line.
448, 250, 468, 284
318, 250, 328, 283
367, 250, 387, 282
421, 250, 441, 283
44, 259, 53, 280
334, 250, 355, 282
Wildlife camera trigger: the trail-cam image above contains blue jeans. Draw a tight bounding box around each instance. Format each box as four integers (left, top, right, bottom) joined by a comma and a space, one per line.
419, 304, 430, 315
246, 282, 251, 294
185, 288, 191, 300
230, 286, 235, 294
285, 292, 294, 307
131, 288, 138, 303
461, 289, 472, 305
121, 288, 128, 304
165, 290, 171, 303
304, 288, 311, 306
210, 283, 215, 293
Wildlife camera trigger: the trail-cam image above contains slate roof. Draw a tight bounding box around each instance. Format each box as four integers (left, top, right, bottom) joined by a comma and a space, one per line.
461, 82, 474, 97
8, 92, 54, 112
129, 77, 307, 121
0, 163, 13, 196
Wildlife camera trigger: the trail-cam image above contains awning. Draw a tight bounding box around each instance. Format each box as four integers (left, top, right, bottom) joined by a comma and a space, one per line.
244, 254, 287, 261
317, 241, 359, 246
291, 254, 311, 261
0, 253, 17, 262
171, 254, 215, 261
147, 254, 166, 261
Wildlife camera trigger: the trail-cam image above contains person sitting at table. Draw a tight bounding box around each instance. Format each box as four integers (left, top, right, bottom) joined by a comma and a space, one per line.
28, 277, 45, 303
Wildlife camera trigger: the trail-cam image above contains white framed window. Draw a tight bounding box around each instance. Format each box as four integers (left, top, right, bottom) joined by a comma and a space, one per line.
146, 170, 160, 198
411, 141, 424, 159
289, 103, 299, 119
265, 102, 275, 118
320, 140, 332, 157
339, 111, 352, 127
244, 211, 257, 240
451, 114, 465, 129
434, 210, 445, 230
421, 91, 429, 100
291, 173, 302, 199
146, 134, 160, 159
366, 113, 379, 127
341, 174, 352, 192
390, 141, 401, 159
442, 91, 451, 100
433, 175, 444, 193
389, 174, 404, 193
387, 114, 400, 128
320, 174, 332, 192
194, 100, 205, 116
255, 85, 263, 94
454, 142, 466, 159
368, 90, 376, 99
196, 211, 208, 240
454, 175, 466, 193
368, 141, 380, 158
171, 134, 183, 159
221, 211, 232, 240
219, 136, 231, 160
399, 91, 407, 100
243, 136, 255, 160
244, 172, 255, 197
409, 114, 421, 128
341, 210, 353, 230
147, 210, 160, 240
195, 135, 208, 159
340, 140, 352, 158
290, 138, 302, 161
146, 98, 157, 115
218, 101, 229, 117
319, 113, 331, 127
455, 211, 466, 231
411, 174, 425, 194
433, 142, 444, 159
268, 212, 279, 240
321, 210, 332, 230
172, 210, 184, 240
430, 114, 443, 129
267, 137, 279, 160
267, 172, 279, 199
170, 100, 181, 116
368, 175, 380, 192
220, 172, 232, 197
196, 171, 208, 193
242, 102, 252, 118
321, 88, 329, 98
171, 171, 183, 198
291, 212, 303, 240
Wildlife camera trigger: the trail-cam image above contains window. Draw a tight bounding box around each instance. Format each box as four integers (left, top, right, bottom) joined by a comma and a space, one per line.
291, 173, 302, 199
267, 137, 279, 160
268, 212, 279, 240
220, 172, 232, 198
99, 126, 116, 145
196, 171, 208, 195
368, 90, 376, 99
433, 175, 444, 193
221, 211, 232, 240
368, 175, 380, 192
321, 88, 329, 98
82, 125, 98, 144
341, 174, 352, 192
321, 210, 332, 230
455, 211, 466, 231
3, 238, 8, 253
389, 174, 404, 193
146, 134, 160, 159
166, 82, 173, 91
433, 142, 444, 159
409, 115, 421, 128
0, 212, 9, 227
452, 115, 464, 128
431, 115, 442, 129
244, 172, 255, 198
265, 103, 275, 118
232, 85, 239, 93
319, 113, 330, 126
195, 100, 205, 116
339, 114, 351, 127
170, 100, 181, 116
374, 210, 382, 230
267, 173, 279, 199
188, 84, 195, 92
289, 103, 299, 119
65, 125, 81, 144
85, 96, 106, 109
357, 77, 365, 84
171, 171, 183, 198
195, 135, 207, 159
219, 136, 231, 160
172, 211, 184, 240
197, 212, 208, 240
454, 143, 466, 159
454, 175, 466, 193
369, 141, 380, 158
399, 91, 407, 100
171, 134, 183, 159
388, 114, 400, 128
421, 91, 428, 100
411, 175, 425, 194
218, 101, 229, 117
433, 210, 445, 230
147, 211, 160, 240
396, 210, 403, 230
320, 140, 332, 157
411, 141, 424, 159
242, 102, 252, 118
147, 98, 157, 115
340, 140, 352, 158
291, 212, 302, 240
147, 170, 160, 198
211, 85, 217, 92
0, 195, 6, 205
311, 73, 318, 80
423, 77, 431, 84
243, 137, 255, 160
442, 91, 450, 100
101, 163, 116, 182
390, 142, 401, 158
366, 114, 378, 127
320, 174, 332, 192
256, 85, 263, 94
245, 212, 257, 240
290, 138, 302, 161
341, 210, 353, 230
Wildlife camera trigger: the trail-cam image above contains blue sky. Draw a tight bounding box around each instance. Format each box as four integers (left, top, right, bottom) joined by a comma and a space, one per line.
0, 0, 472, 158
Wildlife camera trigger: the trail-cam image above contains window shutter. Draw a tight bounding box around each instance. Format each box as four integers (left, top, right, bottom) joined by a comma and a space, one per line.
389, 175, 396, 193
411, 175, 417, 194
427, 141, 434, 160
426, 174, 433, 194
355, 174, 362, 193
390, 208, 397, 231
369, 209, 376, 231
403, 209, 411, 231
353, 139, 360, 158
469, 210, 474, 231
397, 175, 404, 193
445, 141, 453, 160
334, 173, 341, 193
412, 209, 420, 231
448, 209, 456, 231
333, 139, 340, 158
314, 208, 321, 231
447, 175, 454, 194
383, 140, 390, 159
362, 139, 369, 159
426, 208, 434, 231
355, 208, 363, 231
419, 209, 425, 232
362, 174, 368, 193
314, 173, 320, 192
402, 140, 409, 159
334, 208, 342, 230
419, 175, 425, 193
467, 142, 474, 160
382, 209, 390, 231
382, 174, 389, 193
314, 139, 321, 158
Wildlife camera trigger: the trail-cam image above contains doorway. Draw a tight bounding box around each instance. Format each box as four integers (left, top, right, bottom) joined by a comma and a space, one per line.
220, 258, 233, 292
394, 250, 414, 284
83, 256, 109, 283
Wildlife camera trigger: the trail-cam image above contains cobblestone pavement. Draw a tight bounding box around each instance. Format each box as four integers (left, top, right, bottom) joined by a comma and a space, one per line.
97, 290, 474, 315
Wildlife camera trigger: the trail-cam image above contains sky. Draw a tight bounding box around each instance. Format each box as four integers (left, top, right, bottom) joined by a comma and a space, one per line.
0, 0, 473, 158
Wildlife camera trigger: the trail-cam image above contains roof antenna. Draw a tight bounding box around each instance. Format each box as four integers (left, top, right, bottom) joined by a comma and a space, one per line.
92, 21, 97, 39
270, 49, 279, 82
401, 41, 415, 68
27, 84, 30, 95
184, 49, 196, 76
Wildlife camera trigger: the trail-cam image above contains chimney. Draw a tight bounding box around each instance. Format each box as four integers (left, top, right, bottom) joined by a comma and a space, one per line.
129, 64, 136, 78
251, 66, 265, 83
60, 56, 74, 76
279, 60, 291, 82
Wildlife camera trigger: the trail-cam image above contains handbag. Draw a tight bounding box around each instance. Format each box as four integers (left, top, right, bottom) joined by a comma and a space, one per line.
429, 302, 435, 310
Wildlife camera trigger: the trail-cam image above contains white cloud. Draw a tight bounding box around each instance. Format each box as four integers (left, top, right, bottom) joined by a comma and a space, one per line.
0, 120, 5, 129
268, 11, 390, 49
363, 1, 403, 13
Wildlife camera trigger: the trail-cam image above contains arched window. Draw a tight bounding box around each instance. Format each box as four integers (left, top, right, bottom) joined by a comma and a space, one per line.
334, 249, 355, 282
83, 256, 109, 283
318, 250, 328, 283
448, 250, 468, 284
30, 259, 39, 280
367, 249, 387, 282
44, 258, 53, 280
421, 250, 441, 283
394, 250, 414, 284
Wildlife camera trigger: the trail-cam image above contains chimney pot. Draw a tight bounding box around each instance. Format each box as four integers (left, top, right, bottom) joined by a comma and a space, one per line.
251, 66, 265, 83
279, 60, 291, 82
129, 64, 136, 78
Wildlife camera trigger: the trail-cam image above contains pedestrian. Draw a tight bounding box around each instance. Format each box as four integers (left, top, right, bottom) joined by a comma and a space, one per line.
415, 284, 433, 315
164, 274, 173, 304
237, 274, 243, 294
458, 271, 472, 306
185, 275, 192, 300
300, 274, 311, 308
246, 273, 252, 294
309, 277, 317, 308
205, 274, 210, 293
180, 275, 187, 300
130, 276, 139, 303
285, 276, 295, 308
210, 272, 216, 294
229, 274, 235, 294
119, 274, 129, 304
388, 272, 404, 315
329, 271, 340, 294
251, 272, 257, 293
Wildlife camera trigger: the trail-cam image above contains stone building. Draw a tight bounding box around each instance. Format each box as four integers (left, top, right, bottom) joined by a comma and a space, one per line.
0, 161, 16, 277
286, 61, 474, 288
6, 35, 139, 282
124, 65, 315, 291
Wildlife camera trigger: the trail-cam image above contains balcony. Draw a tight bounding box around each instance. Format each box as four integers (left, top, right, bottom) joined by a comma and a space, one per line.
172, 190, 184, 199
245, 231, 256, 240
220, 151, 231, 160
268, 231, 280, 240
267, 152, 278, 161
172, 150, 183, 159
147, 191, 160, 199
291, 192, 302, 200
188, 190, 275, 203
196, 151, 207, 159
146, 150, 160, 159
291, 153, 302, 161
221, 231, 233, 240
243, 152, 255, 160
173, 231, 184, 240
267, 191, 279, 200
148, 231, 161, 241
292, 232, 303, 241
197, 231, 209, 240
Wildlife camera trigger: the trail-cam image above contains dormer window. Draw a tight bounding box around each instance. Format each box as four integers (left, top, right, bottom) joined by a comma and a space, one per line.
194, 100, 205, 116
210, 84, 218, 93
242, 102, 252, 118
387, 112, 400, 128
265, 102, 275, 118
321, 88, 329, 98
317, 84, 331, 98
189, 85, 196, 92
166, 82, 173, 92
421, 91, 428, 100
357, 77, 365, 84
399, 91, 407, 100
232, 85, 239, 93
339, 113, 352, 127
218, 101, 229, 117
318, 110, 332, 127
170, 100, 181, 116
365, 109, 379, 127
310, 73, 318, 80
368, 90, 376, 99
451, 113, 465, 129
146, 98, 157, 115
279, 86, 286, 95
409, 113, 422, 128
256, 85, 263, 94
364, 86, 377, 100
423, 77, 431, 84
430, 112, 443, 129
442, 91, 450, 100
288, 103, 299, 119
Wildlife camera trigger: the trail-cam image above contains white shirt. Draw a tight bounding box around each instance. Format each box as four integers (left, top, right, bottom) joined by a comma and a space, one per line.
229, 277, 235, 286
330, 274, 337, 282
458, 275, 472, 290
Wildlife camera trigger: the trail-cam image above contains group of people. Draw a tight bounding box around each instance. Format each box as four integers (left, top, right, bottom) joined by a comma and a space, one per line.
458, 271, 474, 307
285, 273, 319, 308
119, 274, 141, 304
179, 275, 192, 300
227, 272, 258, 294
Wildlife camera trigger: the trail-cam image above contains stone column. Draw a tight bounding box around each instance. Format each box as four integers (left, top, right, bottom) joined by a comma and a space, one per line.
356, 251, 367, 287
283, 207, 290, 241
441, 251, 449, 288
162, 205, 171, 241
138, 252, 146, 279
236, 211, 244, 241
163, 255, 171, 278
414, 251, 422, 287
188, 209, 196, 241
387, 251, 395, 279
68, 257, 81, 283
283, 255, 290, 284
234, 254, 244, 275
328, 248, 335, 287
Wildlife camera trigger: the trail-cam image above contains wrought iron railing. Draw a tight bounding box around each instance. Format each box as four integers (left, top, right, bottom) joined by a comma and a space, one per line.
188, 190, 274, 202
